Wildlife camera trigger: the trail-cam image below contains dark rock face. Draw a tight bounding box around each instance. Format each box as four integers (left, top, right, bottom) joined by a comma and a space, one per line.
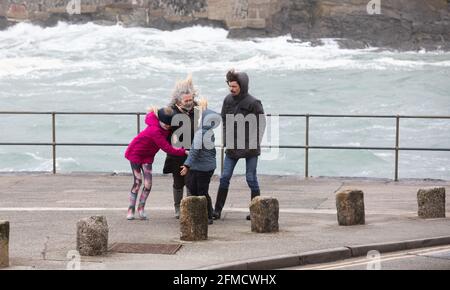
284, 0, 450, 50
147, 17, 226, 31
149, 0, 208, 16
0, 16, 11, 30
335, 38, 370, 49
228, 27, 270, 39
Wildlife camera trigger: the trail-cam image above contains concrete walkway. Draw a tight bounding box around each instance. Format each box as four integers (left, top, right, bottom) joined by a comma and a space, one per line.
0, 173, 449, 270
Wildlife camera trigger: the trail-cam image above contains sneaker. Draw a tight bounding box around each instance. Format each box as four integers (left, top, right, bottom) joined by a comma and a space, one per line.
246, 214, 251, 221
127, 208, 135, 220
137, 207, 148, 220
208, 219, 213, 225
175, 207, 180, 219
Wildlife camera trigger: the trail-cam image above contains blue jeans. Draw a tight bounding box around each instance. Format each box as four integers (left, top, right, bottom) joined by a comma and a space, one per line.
219, 154, 260, 193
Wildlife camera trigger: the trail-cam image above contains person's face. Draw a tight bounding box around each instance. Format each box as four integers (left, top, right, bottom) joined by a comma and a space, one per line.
228, 81, 240, 96
180, 94, 194, 110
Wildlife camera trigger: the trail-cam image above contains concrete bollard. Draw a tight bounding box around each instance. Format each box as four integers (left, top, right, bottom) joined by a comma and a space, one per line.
180, 196, 208, 241
0, 221, 9, 268
417, 187, 446, 219
250, 197, 279, 233
336, 189, 365, 226
76, 216, 109, 256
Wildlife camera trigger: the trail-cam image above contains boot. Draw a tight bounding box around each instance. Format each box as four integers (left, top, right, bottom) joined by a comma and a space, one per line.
127, 191, 138, 220
137, 188, 150, 220
213, 188, 228, 220
206, 194, 214, 224
137, 205, 148, 220
173, 187, 184, 219
246, 190, 260, 221
186, 186, 192, 197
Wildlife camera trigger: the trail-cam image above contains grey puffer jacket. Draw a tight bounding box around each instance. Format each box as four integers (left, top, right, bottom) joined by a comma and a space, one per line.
184, 109, 220, 172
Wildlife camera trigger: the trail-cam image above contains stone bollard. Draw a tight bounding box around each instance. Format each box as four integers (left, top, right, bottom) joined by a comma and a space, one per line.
76, 216, 109, 256
417, 187, 446, 219
0, 221, 9, 268
250, 197, 279, 233
180, 196, 208, 241
336, 189, 365, 226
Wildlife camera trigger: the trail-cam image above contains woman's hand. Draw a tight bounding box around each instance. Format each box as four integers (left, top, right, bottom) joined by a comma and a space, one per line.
185, 149, 189, 155
180, 165, 189, 176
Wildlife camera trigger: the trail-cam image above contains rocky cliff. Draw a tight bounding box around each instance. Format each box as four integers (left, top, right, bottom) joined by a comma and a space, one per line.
0, 0, 449, 50
284, 0, 450, 50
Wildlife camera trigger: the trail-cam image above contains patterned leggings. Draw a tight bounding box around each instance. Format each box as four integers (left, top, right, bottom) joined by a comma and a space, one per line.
129, 162, 153, 211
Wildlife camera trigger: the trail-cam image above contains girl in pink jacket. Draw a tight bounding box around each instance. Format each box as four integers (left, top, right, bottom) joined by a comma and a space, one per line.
125, 107, 187, 220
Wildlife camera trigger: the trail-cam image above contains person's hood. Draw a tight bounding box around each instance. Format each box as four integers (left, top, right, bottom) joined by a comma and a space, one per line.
236, 72, 249, 96
145, 112, 160, 127
200, 109, 220, 130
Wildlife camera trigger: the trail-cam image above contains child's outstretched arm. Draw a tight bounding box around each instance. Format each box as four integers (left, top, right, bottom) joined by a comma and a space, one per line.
154, 131, 187, 156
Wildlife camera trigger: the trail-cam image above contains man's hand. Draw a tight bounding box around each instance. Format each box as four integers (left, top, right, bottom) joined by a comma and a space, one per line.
180, 165, 189, 176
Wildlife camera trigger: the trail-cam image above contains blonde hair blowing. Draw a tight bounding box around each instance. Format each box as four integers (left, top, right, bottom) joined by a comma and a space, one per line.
196, 97, 208, 112
147, 105, 159, 114
170, 74, 198, 106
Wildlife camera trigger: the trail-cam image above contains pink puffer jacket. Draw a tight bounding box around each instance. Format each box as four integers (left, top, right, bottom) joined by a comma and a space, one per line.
125, 112, 185, 164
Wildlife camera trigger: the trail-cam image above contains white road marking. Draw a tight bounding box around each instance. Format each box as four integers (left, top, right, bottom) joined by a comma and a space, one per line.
299, 245, 450, 270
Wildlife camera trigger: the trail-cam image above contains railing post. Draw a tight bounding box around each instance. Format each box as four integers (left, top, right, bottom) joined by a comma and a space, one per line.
220, 146, 224, 176
220, 135, 224, 176
52, 112, 56, 174
394, 115, 400, 181
305, 114, 310, 178
136, 113, 141, 134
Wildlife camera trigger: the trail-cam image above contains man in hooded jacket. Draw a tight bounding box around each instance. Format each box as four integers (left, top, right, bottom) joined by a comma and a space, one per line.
213, 69, 266, 220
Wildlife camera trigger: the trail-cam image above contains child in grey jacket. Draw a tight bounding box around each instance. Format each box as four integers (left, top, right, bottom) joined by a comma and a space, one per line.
181, 107, 221, 224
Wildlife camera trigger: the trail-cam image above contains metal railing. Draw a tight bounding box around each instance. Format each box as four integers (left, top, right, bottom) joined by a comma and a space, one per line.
1, 111, 450, 181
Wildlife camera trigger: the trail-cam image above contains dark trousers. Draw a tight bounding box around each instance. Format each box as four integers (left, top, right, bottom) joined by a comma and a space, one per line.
173, 168, 188, 190
187, 170, 214, 220
219, 155, 260, 193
